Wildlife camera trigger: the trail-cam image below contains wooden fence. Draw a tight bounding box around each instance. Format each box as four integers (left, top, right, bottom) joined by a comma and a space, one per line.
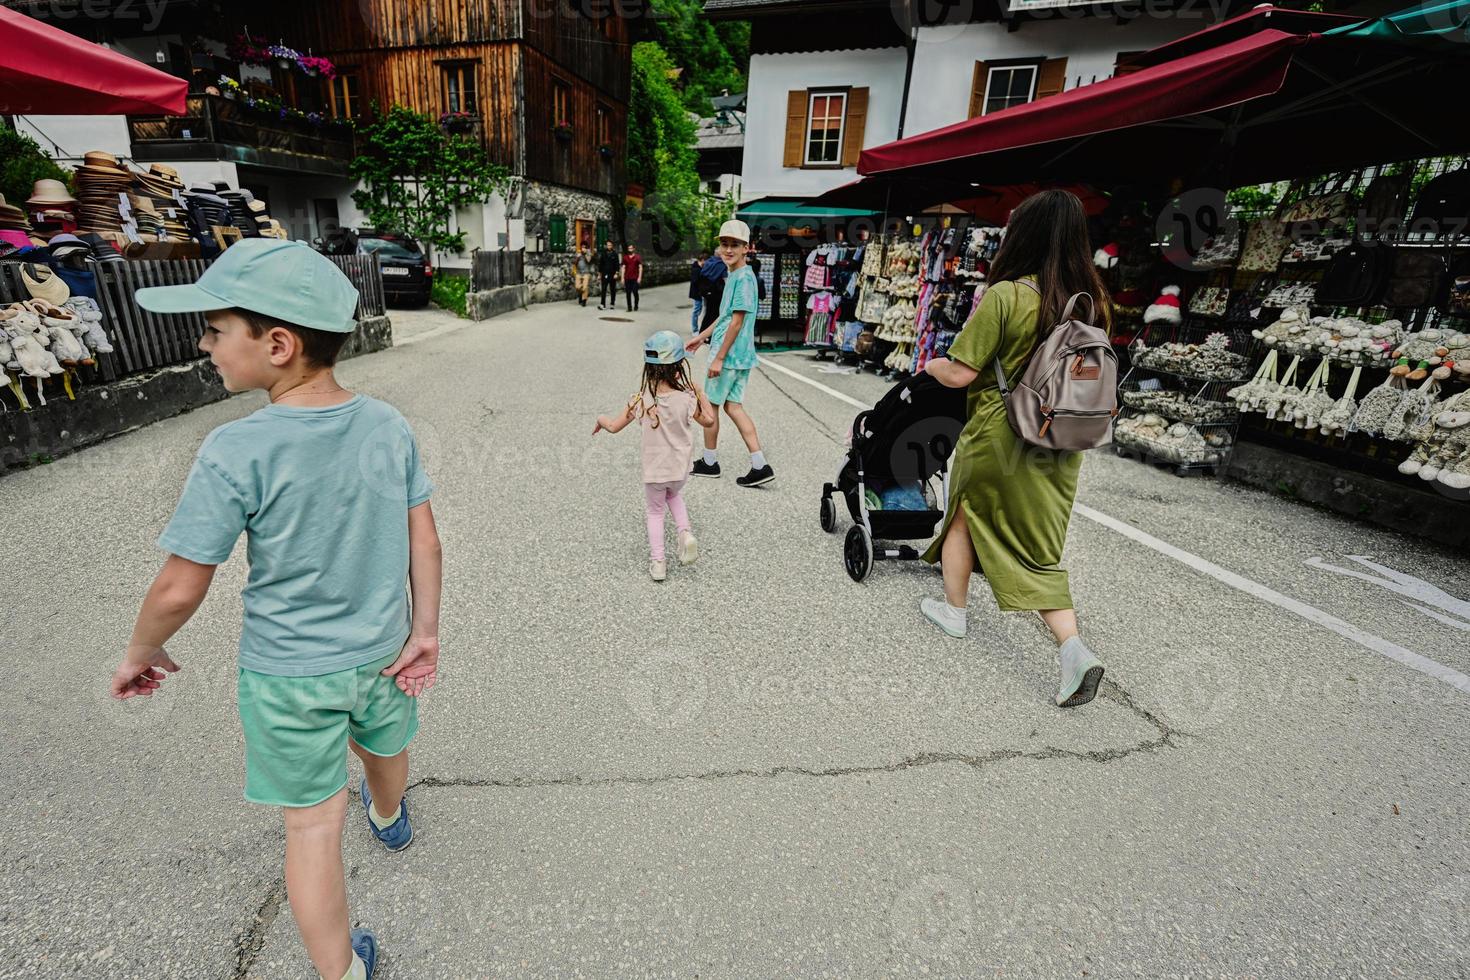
472, 249, 525, 292
1, 253, 386, 384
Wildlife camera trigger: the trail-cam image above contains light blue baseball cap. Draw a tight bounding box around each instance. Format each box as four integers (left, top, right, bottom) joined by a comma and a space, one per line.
134, 238, 360, 333
644, 329, 687, 365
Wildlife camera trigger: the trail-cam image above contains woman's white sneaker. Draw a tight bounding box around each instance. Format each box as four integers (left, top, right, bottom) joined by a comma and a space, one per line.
920, 597, 967, 638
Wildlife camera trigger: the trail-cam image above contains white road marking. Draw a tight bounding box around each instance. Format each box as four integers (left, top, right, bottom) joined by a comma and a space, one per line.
760, 353, 1470, 696
1075, 504, 1470, 695
758, 356, 869, 409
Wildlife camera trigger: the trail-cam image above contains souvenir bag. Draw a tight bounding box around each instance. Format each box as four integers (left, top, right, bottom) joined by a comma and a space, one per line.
1315, 243, 1392, 307
1194, 222, 1243, 269
1238, 218, 1291, 272
1319, 365, 1363, 436
1409, 168, 1470, 236
1262, 280, 1319, 308
1262, 354, 1303, 420
1360, 172, 1412, 235
1294, 359, 1334, 429
1188, 286, 1230, 317
1351, 374, 1407, 435
1228, 348, 1279, 413
1383, 248, 1447, 308
1383, 377, 1440, 442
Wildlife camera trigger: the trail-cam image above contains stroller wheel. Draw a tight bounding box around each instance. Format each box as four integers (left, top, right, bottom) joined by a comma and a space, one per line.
819, 495, 837, 533
844, 525, 873, 582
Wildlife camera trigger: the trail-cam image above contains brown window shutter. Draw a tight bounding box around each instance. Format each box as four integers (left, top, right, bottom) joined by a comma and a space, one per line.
1036, 57, 1068, 100
840, 87, 868, 167
968, 61, 989, 118
784, 90, 807, 168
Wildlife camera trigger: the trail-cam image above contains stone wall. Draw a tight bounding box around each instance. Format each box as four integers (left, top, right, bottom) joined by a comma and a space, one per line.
521, 180, 616, 304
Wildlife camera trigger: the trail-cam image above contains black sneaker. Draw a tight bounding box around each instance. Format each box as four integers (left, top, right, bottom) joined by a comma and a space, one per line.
736, 465, 775, 487
691, 458, 721, 478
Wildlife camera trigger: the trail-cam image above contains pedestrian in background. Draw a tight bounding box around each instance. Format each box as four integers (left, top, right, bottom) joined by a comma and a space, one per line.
623, 243, 643, 312
111, 240, 443, 979
697, 250, 727, 333
688, 250, 709, 334
919, 189, 1108, 709
598, 239, 620, 310
571, 242, 594, 307
594, 330, 716, 581
687, 219, 774, 487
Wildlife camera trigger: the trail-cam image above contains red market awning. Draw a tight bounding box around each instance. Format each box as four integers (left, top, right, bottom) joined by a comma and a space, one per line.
0, 7, 187, 115
855, 23, 1470, 189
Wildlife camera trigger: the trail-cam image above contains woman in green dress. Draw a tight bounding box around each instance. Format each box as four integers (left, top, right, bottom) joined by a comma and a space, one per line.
919, 190, 1110, 708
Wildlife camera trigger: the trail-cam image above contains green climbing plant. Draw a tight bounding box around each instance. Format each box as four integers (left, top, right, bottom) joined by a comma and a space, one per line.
349, 105, 510, 253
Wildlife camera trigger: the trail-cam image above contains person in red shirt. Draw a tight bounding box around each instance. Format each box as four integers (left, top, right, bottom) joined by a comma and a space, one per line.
621, 244, 643, 312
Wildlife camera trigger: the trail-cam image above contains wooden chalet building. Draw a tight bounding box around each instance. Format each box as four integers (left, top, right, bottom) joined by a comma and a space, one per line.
260, 0, 646, 277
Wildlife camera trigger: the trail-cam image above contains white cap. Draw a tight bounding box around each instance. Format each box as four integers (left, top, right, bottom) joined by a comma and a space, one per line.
717, 219, 751, 243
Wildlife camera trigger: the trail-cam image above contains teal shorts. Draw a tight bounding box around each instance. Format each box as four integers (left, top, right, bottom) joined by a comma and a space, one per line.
237, 648, 419, 808
706, 366, 751, 405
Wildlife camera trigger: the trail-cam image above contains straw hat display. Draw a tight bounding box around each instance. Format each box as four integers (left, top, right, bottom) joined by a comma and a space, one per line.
74, 154, 131, 234
27, 179, 76, 207
0, 193, 34, 233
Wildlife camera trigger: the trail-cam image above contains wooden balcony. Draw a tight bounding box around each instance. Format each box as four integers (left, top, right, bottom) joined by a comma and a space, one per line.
128, 94, 356, 178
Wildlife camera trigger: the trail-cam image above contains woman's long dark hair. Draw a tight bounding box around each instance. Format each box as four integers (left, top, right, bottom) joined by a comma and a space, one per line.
987, 189, 1112, 340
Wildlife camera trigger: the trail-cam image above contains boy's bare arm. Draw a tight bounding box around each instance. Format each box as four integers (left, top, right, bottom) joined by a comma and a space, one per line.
383, 501, 442, 696
111, 555, 216, 699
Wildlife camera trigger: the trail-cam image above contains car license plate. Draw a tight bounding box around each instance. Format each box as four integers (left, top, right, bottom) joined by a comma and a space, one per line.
382, 267, 410, 276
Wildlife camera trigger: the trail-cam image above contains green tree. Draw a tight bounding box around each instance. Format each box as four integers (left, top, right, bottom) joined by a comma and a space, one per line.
645, 0, 749, 115
0, 122, 70, 213
349, 105, 510, 253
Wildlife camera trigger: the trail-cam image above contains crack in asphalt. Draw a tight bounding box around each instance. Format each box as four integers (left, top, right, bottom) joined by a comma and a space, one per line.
232, 881, 285, 980
404, 679, 1182, 795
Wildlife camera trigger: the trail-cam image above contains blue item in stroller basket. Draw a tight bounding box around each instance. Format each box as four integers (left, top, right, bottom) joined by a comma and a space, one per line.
818, 374, 967, 582
839, 320, 863, 353
879, 482, 927, 511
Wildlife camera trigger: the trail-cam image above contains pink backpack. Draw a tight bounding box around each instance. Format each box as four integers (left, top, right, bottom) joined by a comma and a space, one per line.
995, 280, 1118, 451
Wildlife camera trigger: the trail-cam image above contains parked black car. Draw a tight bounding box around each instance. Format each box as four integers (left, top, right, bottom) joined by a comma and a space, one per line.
358, 235, 434, 307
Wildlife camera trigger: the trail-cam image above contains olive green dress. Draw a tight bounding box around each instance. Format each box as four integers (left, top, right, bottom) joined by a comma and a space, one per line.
920, 277, 1082, 611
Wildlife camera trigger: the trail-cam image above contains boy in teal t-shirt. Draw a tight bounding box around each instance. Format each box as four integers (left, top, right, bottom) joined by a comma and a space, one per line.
686, 218, 775, 487
109, 240, 442, 980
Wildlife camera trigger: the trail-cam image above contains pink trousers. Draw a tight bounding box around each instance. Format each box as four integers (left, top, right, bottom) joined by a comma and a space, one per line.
645, 479, 691, 561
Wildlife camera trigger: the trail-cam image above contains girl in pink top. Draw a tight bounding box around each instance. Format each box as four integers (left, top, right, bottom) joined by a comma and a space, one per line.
594, 330, 716, 581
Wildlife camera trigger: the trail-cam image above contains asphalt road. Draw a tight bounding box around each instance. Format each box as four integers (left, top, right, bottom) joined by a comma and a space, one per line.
3, 285, 1468, 979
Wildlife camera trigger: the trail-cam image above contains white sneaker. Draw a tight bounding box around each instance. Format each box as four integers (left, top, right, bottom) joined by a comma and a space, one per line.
1055, 636, 1104, 707
649, 559, 667, 582
676, 530, 698, 565
920, 597, 967, 638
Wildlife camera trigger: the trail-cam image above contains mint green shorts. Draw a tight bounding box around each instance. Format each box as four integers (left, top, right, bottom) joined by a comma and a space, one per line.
237, 649, 418, 808
706, 366, 750, 405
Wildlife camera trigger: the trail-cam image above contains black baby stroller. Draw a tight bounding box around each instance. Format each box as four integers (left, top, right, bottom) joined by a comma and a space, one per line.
819, 373, 969, 582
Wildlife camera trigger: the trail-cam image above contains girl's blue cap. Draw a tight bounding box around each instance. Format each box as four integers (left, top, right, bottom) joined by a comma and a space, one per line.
644, 330, 686, 364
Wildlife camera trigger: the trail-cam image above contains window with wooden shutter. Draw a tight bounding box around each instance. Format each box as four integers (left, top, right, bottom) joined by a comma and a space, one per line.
442, 63, 477, 115
549, 215, 567, 252
968, 61, 989, 119
841, 87, 868, 167
595, 218, 610, 249
805, 91, 847, 165
1036, 57, 1068, 100
329, 72, 360, 119
783, 90, 807, 168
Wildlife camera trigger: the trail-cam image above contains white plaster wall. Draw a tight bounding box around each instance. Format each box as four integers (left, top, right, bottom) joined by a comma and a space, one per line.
903, 16, 1206, 137
742, 48, 907, 203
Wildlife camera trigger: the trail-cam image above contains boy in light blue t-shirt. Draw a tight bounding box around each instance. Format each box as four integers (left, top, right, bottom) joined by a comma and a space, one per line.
108, 239, 442, 980
686, 219, 774, 487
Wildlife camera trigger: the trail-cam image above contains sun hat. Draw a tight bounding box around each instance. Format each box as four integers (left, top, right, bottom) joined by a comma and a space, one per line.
27, 179, 76, 205
717, 219, 751, 244
644, 329, 687, 365
134, 238, 360, 333
21, 263, 71, 305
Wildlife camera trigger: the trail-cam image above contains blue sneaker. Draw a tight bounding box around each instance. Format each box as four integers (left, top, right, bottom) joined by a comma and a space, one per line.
350, 927, 378, 978
359, 778, 413, 852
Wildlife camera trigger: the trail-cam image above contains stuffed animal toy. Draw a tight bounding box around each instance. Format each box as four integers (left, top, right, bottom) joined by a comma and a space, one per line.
1433, 412, 1470, 490
0, 306, 63, 378
1399, 389, 1470, 480
63, 296, 113, 354
1094, 242, 1119, 269
27, 301, 91, 367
